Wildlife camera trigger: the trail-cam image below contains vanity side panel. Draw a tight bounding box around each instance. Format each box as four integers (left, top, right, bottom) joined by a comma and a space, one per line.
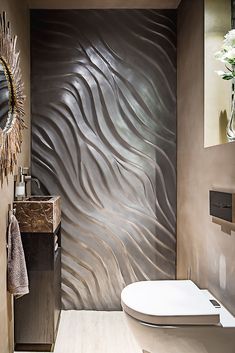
14, 270, 54, 344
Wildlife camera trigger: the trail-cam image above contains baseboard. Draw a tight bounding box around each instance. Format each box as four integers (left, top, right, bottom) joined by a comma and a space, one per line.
14, 343, 53, 352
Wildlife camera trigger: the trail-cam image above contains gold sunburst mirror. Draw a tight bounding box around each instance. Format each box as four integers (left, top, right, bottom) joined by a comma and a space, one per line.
0, 11, 26, 184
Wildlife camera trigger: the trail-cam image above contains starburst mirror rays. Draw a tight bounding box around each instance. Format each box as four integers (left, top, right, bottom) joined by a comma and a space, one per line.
0, 11, 26, 184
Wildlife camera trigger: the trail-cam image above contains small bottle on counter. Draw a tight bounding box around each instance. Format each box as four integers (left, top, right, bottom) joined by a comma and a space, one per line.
15, 166, 26, 200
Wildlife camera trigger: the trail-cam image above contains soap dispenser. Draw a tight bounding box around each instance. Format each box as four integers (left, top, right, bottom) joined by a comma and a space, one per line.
15, 166, 26, 200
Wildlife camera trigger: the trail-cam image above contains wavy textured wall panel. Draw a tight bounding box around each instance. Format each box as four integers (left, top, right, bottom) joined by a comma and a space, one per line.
31, 10, 177, 310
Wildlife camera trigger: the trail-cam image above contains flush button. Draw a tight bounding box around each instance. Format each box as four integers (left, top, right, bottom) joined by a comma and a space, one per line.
209, 299, 221, 308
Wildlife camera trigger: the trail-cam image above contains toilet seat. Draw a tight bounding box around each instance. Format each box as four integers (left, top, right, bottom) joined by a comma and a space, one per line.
121, 280, 220, 326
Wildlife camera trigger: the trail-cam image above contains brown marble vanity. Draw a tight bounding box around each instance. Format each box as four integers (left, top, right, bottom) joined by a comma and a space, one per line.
14, 195, 62, 352
14, 195, 61, 233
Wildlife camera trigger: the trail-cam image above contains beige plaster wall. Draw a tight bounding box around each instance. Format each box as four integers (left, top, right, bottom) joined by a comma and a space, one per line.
177, 0, 235, 315
0, 0, 30, 352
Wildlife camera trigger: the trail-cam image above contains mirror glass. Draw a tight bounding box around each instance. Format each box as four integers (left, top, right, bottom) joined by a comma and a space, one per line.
204, 0, 234, 147
0, 59, 14, 132
0, 61, 10, 130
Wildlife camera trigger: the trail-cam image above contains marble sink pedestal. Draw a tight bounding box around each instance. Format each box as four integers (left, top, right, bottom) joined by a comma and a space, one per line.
14, 195, 61, 233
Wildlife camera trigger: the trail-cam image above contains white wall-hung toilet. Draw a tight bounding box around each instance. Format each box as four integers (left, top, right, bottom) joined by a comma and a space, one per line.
121, 280, 235, 353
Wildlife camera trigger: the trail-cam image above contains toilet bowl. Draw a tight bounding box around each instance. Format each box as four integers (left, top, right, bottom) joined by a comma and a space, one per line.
121, 280, 235, 353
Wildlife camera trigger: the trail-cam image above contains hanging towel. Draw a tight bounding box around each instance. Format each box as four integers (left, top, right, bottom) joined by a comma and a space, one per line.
7, 214, 29, 298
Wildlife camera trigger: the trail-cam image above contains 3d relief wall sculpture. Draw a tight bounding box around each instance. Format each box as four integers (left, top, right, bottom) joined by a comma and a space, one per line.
31, 10, 177, 310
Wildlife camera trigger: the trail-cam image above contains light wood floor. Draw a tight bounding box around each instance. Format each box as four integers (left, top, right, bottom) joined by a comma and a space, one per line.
16, 311, 142, 353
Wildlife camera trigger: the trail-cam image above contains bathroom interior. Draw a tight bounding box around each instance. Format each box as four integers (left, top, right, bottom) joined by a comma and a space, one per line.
1, 0, 235, 352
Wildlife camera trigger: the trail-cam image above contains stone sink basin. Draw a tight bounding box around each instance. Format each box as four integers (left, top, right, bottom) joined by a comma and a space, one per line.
14, 195, 61, 233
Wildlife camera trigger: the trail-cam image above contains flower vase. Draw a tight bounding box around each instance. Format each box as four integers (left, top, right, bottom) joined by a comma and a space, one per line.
227, 79, 235, 142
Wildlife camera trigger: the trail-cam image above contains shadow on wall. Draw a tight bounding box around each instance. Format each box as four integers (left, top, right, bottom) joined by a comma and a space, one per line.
219, 110, 227, 145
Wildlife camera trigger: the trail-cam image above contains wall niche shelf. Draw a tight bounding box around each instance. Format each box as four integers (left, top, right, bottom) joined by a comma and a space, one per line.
204, 0, 234, 147
210, 190, 235, 223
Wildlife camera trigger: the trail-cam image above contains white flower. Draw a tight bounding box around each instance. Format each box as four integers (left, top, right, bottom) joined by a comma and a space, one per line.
224, 29, 235, 46
215, 70, 234, 80
215, 47, 235, 64
225, 47, 235, 60
214, 50, 227, 62
222, 44, 233, 51
214, 29, 235, 79
215, 70, 226, 77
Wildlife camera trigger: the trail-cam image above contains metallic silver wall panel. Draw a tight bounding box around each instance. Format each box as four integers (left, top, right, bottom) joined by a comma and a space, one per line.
31, 10, 177, 310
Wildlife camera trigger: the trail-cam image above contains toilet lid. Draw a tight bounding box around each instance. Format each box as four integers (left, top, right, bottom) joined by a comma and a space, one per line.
121, 280, 220, 325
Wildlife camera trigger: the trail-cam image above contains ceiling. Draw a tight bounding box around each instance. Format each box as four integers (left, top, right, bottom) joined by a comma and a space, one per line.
28, 0, 181, 9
